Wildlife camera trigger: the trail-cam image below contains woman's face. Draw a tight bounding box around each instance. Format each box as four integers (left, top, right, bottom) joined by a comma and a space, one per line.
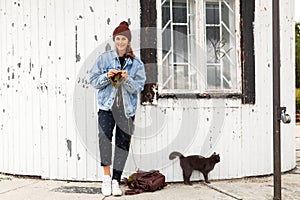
114, 35, 129, 53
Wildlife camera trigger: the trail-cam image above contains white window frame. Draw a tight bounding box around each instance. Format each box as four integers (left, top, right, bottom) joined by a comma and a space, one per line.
157, 0, 241, 95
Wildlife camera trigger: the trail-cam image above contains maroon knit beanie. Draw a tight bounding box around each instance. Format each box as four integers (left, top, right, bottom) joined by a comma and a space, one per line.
113, 21, 132, 41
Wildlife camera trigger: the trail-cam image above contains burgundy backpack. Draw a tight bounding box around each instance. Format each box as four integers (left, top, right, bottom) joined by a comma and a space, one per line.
124, 170, 167, 195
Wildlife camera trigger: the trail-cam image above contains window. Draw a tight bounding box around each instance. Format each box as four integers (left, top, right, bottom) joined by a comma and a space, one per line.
157, 0, 240, 94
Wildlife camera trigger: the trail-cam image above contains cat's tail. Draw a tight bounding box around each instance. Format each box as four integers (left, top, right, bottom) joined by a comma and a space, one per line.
169, 151, 184, 160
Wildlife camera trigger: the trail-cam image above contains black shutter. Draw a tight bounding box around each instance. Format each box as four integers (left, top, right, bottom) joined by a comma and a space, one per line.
140, 0, 158, 104
240, 0, 256, 104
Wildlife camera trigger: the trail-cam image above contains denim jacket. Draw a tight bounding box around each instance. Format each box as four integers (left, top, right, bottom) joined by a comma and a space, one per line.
89, 50, 146, 118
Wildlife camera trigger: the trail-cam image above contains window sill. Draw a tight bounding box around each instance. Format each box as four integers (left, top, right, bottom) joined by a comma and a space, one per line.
158, 93, 242, 99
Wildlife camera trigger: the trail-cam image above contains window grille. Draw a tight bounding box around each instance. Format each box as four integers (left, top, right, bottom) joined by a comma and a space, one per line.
158, 0, 240, 94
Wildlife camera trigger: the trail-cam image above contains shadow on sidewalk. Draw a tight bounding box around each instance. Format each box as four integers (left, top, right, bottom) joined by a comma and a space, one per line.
52, 186, 101, 194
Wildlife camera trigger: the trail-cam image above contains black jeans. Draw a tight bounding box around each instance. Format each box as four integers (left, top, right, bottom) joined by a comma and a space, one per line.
98, 109, 134, 182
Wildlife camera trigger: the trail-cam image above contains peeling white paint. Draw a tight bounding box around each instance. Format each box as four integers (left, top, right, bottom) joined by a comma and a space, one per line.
0, 0, 296, 182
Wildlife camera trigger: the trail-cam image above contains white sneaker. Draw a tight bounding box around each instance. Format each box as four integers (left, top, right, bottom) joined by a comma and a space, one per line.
112, 179, 122, 196
101, 175, 111, 196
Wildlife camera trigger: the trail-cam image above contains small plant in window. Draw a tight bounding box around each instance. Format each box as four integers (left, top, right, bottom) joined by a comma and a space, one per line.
209, 37, 232, 62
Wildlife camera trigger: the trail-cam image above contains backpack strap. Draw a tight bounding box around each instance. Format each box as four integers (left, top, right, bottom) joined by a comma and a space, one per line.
125, 189, 144, 195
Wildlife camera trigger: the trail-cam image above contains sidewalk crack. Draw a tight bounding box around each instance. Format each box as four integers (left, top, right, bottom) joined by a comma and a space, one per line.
0, 180, 41, 195
202, 183, 243, 200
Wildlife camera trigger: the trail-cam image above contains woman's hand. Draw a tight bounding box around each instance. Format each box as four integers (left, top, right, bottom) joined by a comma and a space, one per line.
107, 69, 119, 78
120, 70, 128, 79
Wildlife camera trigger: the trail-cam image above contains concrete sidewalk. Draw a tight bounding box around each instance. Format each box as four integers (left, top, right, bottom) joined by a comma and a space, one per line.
0, 138, 299, 200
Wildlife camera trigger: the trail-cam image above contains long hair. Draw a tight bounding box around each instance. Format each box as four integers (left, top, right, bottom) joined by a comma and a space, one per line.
124, 44, 135, 60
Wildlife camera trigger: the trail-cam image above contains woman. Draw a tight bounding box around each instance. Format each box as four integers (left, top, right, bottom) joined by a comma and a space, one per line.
89, 21, 146, 196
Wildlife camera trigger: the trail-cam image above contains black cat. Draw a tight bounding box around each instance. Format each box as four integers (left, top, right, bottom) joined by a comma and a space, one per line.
169, 152, 220, 185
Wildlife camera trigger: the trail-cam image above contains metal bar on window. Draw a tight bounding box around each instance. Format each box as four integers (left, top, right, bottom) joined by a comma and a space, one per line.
206, 63, 222, 66
223, 0, 234, 13
222, 74, 232, 88
173, 62, 189, 65
219, 0, 224, 89
162, 49, 172, 62
187, 0, 191, 89
204, 1, 208, 89
162, 74, 173, 88
161, 0, 167, 6
223, 53, 234, 65
170, 0, 174, 89
221, 21, 234, 37
206, 24, 221, 27
162, 20, 172, 32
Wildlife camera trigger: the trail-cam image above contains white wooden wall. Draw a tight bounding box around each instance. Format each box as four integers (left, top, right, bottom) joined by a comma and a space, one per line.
0, 0, 296, 182
0, 0, 141, 181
